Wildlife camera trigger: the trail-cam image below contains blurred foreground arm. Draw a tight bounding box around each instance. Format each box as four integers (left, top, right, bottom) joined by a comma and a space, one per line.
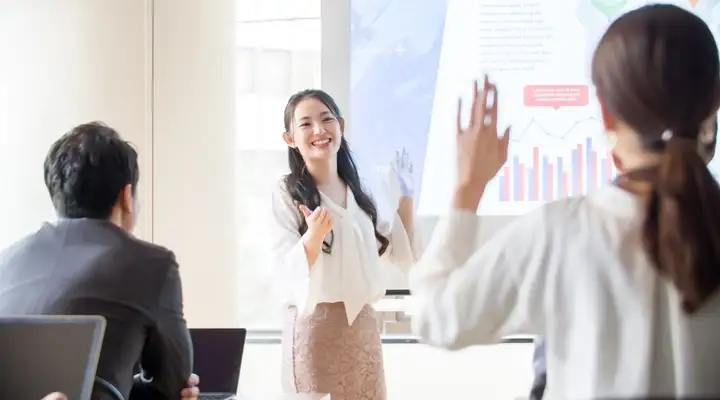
409, 77, 549, 349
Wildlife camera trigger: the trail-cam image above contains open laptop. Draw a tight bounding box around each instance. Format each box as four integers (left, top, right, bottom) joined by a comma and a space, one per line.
0, 315, 106, 400
191, 328, 247, 400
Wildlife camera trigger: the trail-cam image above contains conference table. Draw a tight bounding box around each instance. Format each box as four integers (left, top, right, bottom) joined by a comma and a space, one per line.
239, 291, 535, 398
234, 395, 328, 399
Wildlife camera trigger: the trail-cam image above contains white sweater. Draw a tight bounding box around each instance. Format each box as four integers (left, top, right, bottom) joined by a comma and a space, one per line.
269, 181, 415, 324
410, 184, 720, 399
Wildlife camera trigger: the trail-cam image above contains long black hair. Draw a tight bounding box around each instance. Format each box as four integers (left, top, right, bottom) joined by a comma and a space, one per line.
283, 89, 390, 256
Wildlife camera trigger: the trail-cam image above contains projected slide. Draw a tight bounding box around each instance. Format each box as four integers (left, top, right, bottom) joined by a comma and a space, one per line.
350, 0, 720, 216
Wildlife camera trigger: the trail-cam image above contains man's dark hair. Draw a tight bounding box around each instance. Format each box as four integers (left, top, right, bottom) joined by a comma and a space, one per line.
43, 122, 139, 219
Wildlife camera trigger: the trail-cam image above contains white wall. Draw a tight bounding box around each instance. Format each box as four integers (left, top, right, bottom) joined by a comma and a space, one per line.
152, 0, 238, 327
0, 0, 238, 327
0, 0, 153, 243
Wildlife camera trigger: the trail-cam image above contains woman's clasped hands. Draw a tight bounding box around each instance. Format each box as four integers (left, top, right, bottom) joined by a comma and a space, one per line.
453, 75, 511, 211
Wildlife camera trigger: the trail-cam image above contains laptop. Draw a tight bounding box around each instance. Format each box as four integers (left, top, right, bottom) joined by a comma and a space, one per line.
0, 315, 106, 400
191, 328, 246, 400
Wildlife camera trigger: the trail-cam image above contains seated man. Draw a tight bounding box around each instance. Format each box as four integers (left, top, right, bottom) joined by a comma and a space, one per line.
0, 122, 197, 400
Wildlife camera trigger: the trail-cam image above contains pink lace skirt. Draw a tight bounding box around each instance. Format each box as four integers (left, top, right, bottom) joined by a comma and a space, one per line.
281, 302, 387, 400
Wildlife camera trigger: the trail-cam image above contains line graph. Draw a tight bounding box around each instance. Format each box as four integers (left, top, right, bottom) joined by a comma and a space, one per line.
510, 116, 602, 141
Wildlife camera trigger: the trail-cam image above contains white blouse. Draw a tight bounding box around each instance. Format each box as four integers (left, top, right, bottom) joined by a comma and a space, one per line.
409, 184, 720, 399
270, 180, 415, 325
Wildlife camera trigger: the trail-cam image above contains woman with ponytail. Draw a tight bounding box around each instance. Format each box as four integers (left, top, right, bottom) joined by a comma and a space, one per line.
409, 4, 720, 399
269, 89, 416, 399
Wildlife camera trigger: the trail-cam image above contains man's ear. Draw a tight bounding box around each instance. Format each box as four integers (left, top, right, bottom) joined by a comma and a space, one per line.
338, 117, 346, 135
282, 132, 295, 148
119, 184, 133, 213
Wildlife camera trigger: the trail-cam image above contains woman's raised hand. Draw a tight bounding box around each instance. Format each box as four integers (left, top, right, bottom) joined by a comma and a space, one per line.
454, 75, 511, 210
393, 148, 414, 198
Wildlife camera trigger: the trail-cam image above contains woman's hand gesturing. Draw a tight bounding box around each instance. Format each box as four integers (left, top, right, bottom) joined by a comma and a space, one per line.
454, 75, 511, 211
299, 205, 334, 245
298, 205, 334, 267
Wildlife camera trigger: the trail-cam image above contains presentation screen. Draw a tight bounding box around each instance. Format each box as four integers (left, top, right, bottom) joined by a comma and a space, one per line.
350, 0, 720, 217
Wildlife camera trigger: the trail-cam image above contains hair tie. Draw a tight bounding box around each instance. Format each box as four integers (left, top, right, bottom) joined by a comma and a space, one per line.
646, 129, 674, 151
658, 128, 704, 153
660, 130, 673, 142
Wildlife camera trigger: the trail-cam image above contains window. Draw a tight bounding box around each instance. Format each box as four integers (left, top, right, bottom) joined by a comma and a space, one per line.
233, 1, 538, 397
234, 0, 321, 330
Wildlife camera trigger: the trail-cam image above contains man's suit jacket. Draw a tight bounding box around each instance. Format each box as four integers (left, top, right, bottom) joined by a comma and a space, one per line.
0, 218, 193, 400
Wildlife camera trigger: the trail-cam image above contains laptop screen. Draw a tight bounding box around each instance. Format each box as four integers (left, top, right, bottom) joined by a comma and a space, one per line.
190, 328, 246, 393
0, 316, 104, 400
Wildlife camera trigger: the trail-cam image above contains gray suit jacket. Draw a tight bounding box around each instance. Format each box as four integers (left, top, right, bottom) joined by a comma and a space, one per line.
0, 219, 192, 400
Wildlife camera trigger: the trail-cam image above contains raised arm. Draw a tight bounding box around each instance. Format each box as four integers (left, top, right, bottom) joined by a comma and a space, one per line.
378, 149, 421, 270
410, 75, 552, 350
408, 207, 550, 350
378, 197, 418, 271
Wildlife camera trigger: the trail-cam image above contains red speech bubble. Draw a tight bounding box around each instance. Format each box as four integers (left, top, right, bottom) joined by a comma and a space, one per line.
524, 85, 589, 109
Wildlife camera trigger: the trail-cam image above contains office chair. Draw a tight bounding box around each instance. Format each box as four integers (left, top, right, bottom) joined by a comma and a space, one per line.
94, 377, 124, 400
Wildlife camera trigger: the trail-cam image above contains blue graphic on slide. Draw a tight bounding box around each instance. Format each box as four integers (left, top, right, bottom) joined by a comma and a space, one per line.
349, 0, 448, 214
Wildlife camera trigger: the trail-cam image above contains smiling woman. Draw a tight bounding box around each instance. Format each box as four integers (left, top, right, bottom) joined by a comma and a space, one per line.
267, 89, 417, 399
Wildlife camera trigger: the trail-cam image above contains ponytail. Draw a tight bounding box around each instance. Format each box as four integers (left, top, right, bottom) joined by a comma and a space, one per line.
641, 137, 720, 313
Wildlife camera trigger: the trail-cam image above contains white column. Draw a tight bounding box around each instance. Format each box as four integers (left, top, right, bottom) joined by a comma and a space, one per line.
152, 0, 238, 327
0, 0, 153, 245
321, 0, 351, 128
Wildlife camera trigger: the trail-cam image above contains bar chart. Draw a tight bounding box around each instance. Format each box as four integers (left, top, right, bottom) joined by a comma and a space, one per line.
497, 137, 618, 202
